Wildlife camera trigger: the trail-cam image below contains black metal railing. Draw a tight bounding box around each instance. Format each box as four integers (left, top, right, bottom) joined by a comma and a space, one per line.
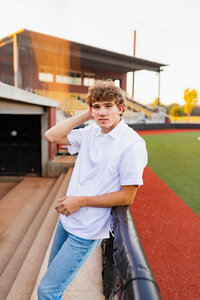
102, 206, 162, 300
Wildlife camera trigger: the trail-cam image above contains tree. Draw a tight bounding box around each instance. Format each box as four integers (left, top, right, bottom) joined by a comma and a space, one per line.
149, 97, 166, 109
153, 97, 159, 106
169, 104, 184, 117
184, 88, 198, 117
166, 103, 180, 114
191, 105, 200, 116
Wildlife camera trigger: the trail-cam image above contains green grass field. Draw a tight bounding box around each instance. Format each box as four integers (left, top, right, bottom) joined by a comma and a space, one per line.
142, 131, 200, 216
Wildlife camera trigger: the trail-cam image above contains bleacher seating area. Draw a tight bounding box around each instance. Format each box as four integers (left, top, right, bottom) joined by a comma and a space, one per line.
34, 90, 88, 116
125, 97, 154, 119
34, 89, 154, 120
61, 94, 88, 116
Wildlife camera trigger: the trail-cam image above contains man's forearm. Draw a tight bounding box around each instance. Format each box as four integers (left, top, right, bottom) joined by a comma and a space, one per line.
81, 187, 138, 207
55, 186, 138, 216
45, 109, 91, 143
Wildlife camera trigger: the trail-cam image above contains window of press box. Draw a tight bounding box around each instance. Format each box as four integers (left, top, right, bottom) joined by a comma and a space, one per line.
56, 72, 82, 85
38, 72, 54, 82
114, 79, 120, 87
83, 75, 95, 87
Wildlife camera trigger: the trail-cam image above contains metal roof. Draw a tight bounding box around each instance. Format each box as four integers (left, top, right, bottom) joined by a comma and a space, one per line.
71, 40, 167, 73
0, 29, 167, 73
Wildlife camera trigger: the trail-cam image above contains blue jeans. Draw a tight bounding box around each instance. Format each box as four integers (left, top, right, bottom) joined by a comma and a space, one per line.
38, 220, 101, 300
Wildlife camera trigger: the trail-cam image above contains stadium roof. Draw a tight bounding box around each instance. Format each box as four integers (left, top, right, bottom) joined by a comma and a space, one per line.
71, 40, 167, 73
0, 29, 167, 74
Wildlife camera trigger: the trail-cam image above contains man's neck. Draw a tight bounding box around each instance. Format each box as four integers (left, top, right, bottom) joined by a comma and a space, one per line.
101, 119, 121, 134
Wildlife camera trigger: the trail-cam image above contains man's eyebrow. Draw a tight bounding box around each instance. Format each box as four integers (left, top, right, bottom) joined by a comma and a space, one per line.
92, 102, 114, 107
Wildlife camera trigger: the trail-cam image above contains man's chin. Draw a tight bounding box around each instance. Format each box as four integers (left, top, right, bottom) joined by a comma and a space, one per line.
98, 121, 108, 127
99, 124, 107, 130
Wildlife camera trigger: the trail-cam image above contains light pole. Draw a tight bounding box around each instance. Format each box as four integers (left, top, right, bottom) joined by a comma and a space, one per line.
157, 68, 163, 107
132, 30, 136, 99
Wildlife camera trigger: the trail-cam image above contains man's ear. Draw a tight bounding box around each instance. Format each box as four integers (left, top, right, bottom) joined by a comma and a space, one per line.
90, 107, 93, 116
118, 105, 124, 114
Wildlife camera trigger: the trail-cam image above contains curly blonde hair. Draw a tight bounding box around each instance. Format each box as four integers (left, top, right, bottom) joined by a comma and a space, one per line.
86, 80, 125, 115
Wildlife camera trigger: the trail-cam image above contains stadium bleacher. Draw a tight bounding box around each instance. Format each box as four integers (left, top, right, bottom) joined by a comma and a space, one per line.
125, 97, 154, 118
34, 90, 154, 119
34, 90, 88, 116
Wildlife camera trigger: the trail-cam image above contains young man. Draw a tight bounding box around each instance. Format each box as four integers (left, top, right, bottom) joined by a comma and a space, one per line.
38, 80, 147, 299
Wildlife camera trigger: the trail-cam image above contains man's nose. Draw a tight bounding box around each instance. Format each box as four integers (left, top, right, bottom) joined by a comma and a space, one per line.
99, 107, 106, 115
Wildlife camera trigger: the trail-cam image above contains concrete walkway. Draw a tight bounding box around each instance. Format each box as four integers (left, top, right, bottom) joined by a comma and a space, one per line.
31, 226, 105, 300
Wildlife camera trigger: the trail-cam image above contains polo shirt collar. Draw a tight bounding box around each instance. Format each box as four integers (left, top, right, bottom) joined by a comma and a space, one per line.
96, 119, 126, 139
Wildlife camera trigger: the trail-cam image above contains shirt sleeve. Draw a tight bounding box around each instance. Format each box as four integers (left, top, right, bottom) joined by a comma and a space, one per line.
118, 140, 148, 186
67, 127, 85, 154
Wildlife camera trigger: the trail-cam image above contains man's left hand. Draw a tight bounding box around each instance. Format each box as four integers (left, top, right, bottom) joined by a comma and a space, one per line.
55, 196, 81, 216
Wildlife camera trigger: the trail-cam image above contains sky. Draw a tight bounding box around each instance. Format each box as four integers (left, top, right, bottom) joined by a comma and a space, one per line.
0, 0, 200, 105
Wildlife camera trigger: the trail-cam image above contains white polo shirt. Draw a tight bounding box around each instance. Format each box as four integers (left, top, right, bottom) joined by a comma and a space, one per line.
60, 119, 147, 239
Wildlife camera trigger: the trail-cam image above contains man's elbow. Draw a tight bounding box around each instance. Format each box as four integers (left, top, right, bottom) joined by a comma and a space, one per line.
44, 131, 55, 143
122, 194, 134, 206
124, 189, 138, 206
126, 196, 134, 206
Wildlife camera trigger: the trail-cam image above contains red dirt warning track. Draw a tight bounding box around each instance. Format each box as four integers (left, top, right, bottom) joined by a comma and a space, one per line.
131, 128, 200, 299
131, 166, 200, 300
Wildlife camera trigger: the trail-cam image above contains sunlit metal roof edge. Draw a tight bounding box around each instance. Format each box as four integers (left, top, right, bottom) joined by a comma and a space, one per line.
0, 81, 58, 107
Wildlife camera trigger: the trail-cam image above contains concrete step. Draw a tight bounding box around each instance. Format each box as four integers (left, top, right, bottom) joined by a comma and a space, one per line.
0, 173, 65, 300
0, 177, 55, 234
0, 177, 56, 276
6, 169, 73, 300
0, 182, 18, 200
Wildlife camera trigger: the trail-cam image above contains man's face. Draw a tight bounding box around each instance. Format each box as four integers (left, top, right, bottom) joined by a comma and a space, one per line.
90, 100, 124, 133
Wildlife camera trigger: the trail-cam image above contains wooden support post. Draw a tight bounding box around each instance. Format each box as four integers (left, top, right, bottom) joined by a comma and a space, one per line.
13, 34, 19, 88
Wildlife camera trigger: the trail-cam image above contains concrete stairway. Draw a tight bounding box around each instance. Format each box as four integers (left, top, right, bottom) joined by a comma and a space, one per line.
0, 177, 55, 234
0, 170, 72, 300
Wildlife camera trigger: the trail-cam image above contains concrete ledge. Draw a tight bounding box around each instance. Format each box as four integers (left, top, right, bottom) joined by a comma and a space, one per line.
0, 82, 58, 108
47, 156, 76, 177
0, 176, 23, 182
31, 225, 105, 300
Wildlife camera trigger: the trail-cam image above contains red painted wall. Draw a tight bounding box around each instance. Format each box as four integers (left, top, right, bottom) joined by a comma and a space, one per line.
47, 107, 57, 160
120, 73, 127, 91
